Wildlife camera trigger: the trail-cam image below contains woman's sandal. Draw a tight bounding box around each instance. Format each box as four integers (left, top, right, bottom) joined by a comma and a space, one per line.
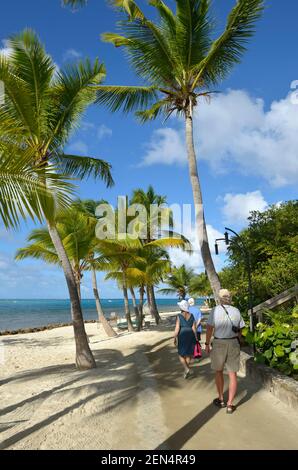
226, 405, 237, 414
213, 398, 226, 408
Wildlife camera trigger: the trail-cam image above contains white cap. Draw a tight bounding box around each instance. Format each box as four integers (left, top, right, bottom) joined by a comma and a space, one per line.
177, 300, 189, 312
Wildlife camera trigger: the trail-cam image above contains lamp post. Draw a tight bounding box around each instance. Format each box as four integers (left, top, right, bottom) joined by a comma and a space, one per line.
215, 228, 255, 343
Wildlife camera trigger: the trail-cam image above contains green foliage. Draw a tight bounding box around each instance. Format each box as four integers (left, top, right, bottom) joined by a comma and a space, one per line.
243, 306, 298, 377
221, 201, 298, 311
0, 29, 113, 229
93, 0, 264, 120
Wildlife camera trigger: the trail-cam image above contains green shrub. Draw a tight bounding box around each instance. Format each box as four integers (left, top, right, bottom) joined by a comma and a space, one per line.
243, 317, 298, 377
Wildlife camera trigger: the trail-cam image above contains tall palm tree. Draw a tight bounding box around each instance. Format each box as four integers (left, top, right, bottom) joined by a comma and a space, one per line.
15, 206, 118, 338
130, 185, 174, 323
0, 30, 114, 369
98, 237, 144, 332
66, 0, 264, 303
72, 199, 118, 338
159, 264, 195, 300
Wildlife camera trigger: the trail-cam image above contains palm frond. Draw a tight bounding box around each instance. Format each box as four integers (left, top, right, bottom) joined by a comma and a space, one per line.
0, 147, 74, 229
53, 154, 114, 187
95, 85, 158, 113
108, 0, 145, 20
192, 0, 264, 88
49, 59, 106, 148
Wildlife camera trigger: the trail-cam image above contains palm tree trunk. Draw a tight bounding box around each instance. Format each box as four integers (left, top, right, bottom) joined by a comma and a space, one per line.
185, 104, 221, 304
73, 266, 82, 300
91, 268, 117, 338
122, 272, 134, 332
147, 284, 160, 325
130, 286, 141, 331
138, 286, 145, 331
47, 221, 96, 370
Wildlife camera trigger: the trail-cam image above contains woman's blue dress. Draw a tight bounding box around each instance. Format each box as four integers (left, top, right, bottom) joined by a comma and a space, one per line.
177, 313, 196, 356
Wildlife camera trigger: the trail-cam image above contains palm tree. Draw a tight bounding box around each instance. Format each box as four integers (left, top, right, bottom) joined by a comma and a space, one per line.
98, 237, 144, 332
159, 264, 195, 300
66, 0, 264, 303
72, 199, 118, 338
0, 30, 114, 369
130, 185, 174, 323
15, 205, 118, 338
0, 142, 73, 229
189, 272, 212, 298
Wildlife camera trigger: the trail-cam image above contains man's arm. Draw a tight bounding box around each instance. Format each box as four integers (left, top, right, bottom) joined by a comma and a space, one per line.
205, 324, 214, 354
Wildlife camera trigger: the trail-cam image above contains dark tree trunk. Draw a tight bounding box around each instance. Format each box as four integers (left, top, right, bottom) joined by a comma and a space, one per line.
138, 286, 145, 331
147, 284, 160, 325
47, 221, 96, 370
130, 286, 141, 332
122, 272, 134, 332
91, 268, 117, 338
185, 104, 221, 303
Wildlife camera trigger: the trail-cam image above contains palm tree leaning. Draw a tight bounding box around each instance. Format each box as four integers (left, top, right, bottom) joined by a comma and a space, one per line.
0, 30, 114, 369
16, 204, 118, 338
66, 0, 264, 303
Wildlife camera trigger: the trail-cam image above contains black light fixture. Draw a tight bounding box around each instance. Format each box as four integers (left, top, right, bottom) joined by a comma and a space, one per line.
224, 231, 230, 245
214, 242, 219, 255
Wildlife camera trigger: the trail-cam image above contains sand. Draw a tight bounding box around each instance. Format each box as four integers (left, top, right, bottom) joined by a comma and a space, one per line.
1, 311, 298, 450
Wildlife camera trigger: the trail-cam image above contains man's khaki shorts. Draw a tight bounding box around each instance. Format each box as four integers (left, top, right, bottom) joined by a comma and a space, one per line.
210, 338, 240, 372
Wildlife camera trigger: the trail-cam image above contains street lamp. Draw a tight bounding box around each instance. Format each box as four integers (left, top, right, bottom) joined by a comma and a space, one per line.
215, 227, 255, 346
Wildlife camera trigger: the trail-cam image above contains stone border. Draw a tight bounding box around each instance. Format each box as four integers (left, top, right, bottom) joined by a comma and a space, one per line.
240, 351, 298, 409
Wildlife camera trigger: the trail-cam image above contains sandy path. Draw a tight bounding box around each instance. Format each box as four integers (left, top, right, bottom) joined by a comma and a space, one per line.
0, 314, 298, 450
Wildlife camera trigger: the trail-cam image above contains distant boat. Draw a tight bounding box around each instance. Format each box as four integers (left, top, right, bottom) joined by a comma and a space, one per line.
108, 300, 112, 303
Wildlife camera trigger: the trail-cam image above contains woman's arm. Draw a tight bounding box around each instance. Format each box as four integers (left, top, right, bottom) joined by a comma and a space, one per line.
174, 316, 180, 345
192, 321, 199, 342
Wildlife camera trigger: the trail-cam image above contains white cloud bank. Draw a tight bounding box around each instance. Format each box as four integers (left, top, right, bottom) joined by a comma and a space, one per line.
141, 89, 298, 187
222, 190, 268, 224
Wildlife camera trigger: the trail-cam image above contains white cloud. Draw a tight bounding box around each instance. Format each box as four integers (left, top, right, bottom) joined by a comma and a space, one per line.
0, 39, 12, 57
63, 48, 82, 62
97, 124, 112, 140
67, 140, 88, 155
168, 224, 226, 272
141, 89, 298, 187
141, 128, 186, 166
222, 190, 268, 225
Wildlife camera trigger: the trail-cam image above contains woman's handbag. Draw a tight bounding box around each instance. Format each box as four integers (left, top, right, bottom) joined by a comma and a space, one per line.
194, 341, 202, 359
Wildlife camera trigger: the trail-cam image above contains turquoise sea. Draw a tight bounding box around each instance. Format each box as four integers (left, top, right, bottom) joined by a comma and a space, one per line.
0, 298, 205, 332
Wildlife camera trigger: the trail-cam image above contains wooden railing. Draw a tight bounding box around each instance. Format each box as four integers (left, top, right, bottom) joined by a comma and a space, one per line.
250, 284, 298, 321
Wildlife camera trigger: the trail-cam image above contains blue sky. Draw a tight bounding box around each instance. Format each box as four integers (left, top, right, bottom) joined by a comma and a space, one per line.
0, 0, 297, 299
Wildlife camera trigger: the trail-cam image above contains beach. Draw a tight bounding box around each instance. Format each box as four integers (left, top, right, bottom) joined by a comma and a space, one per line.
1, 311, 298, 450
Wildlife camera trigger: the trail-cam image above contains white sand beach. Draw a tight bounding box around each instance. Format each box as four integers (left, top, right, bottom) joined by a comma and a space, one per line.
1, 311, 298, 450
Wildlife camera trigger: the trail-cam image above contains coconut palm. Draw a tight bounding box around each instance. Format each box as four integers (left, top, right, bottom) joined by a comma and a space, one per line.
130, 185, 174, 323
0, 30, 114, 369
15, 205, 118, 338
98, 237, 144, 332
159, 264, 195, 300
66, 0, 264, 303
0, 143, 73, 229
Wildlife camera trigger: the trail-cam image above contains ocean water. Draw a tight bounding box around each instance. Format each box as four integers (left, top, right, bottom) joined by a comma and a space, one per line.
0, 298, 205, 332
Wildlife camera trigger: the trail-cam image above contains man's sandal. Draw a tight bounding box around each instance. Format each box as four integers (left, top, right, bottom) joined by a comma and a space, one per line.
213, 398, 226, 408
226, 405, 236, 414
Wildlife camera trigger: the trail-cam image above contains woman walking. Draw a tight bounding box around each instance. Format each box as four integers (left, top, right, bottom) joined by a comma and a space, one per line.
174, 300, 198, 379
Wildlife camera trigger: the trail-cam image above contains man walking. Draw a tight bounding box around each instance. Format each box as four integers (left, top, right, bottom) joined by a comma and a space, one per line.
205, 289, 245, 414
188, 298, 202, 340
